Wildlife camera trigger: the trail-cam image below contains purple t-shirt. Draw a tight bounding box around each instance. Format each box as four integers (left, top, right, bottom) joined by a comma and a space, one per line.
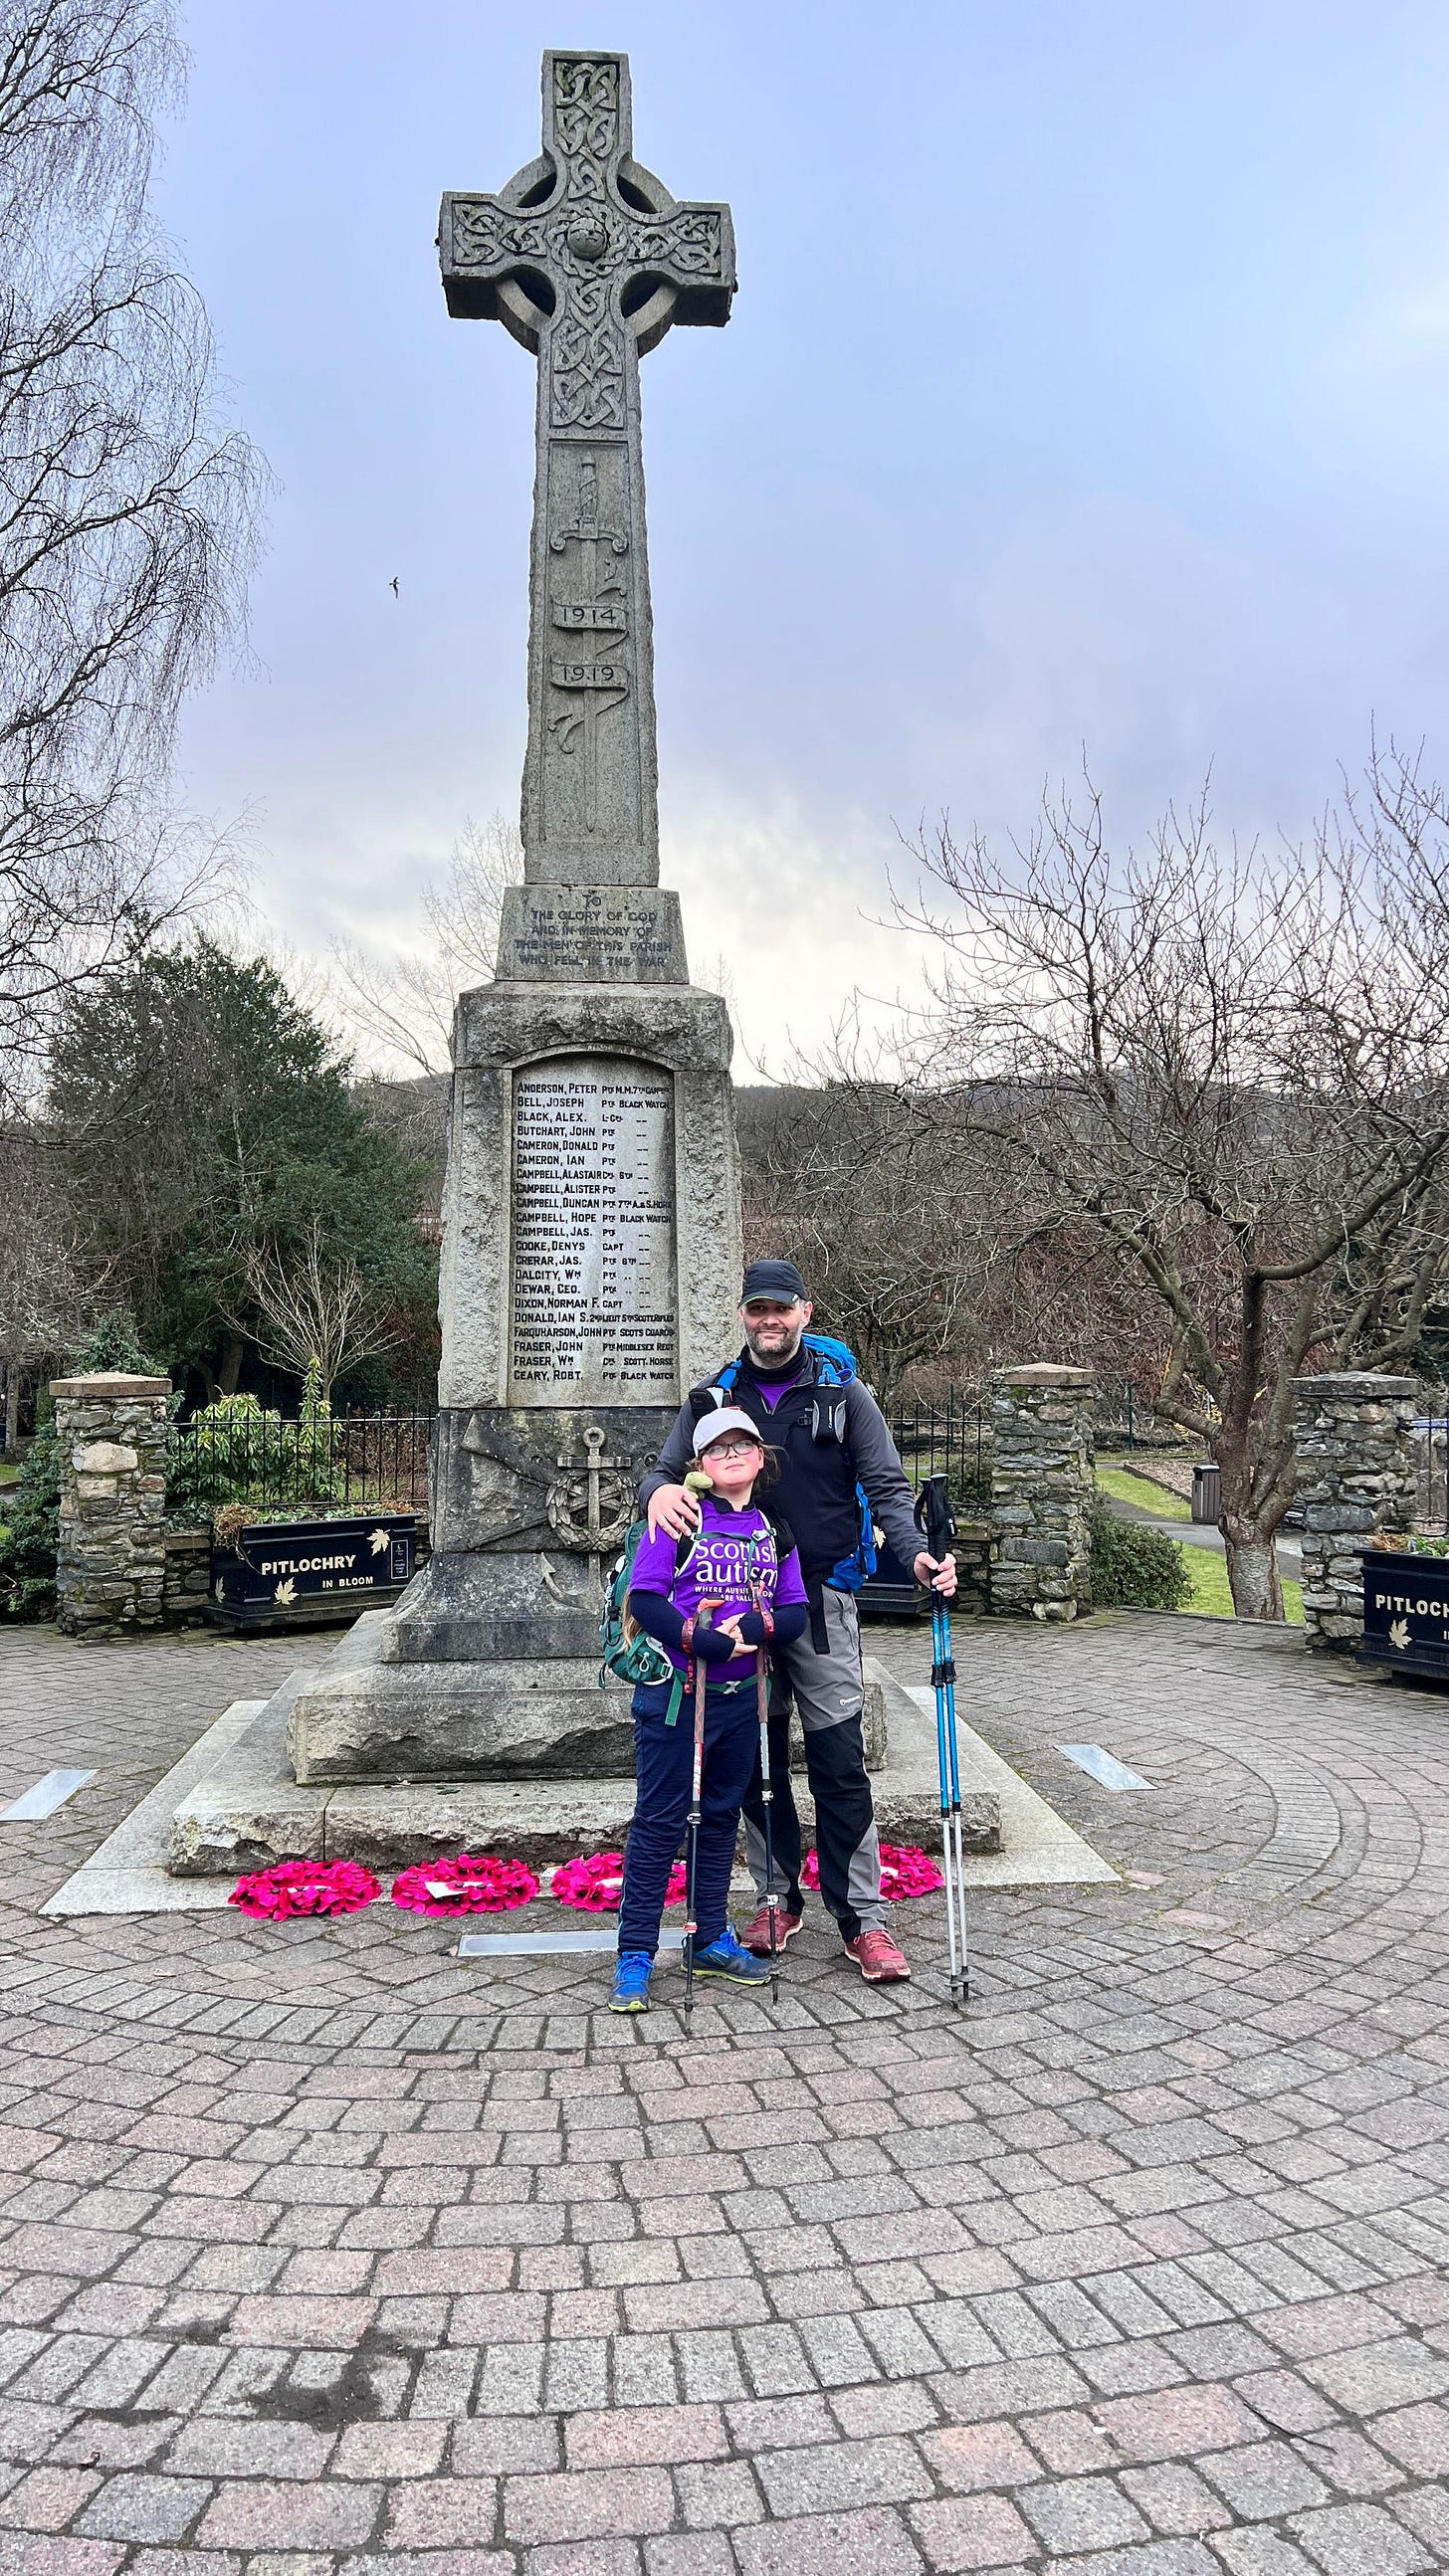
630, 1497, 807, 1676
753, 1362, 802, 1412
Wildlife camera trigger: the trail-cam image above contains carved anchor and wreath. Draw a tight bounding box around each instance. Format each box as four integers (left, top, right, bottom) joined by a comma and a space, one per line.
545, 1424, 634, 1552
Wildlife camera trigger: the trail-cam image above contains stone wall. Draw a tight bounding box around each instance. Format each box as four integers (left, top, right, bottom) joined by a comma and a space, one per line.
1292, 1371, 1419, 1648
162, 1530, 212, 1626
989, 1364, 1095, 1621
52, 1373, 171, 1641
947, 1521, 992, 1620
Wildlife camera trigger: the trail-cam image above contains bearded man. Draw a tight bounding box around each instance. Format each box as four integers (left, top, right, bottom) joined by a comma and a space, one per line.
639, 1259, 957, 1983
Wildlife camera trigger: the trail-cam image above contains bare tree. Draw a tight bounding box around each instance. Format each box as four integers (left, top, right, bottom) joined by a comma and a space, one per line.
239, 1218, 400, 1406
837, 748, 1449, 1619
328, 813, 518, 1078
0, 0, 265, 1112
738, 1084, 980, 1410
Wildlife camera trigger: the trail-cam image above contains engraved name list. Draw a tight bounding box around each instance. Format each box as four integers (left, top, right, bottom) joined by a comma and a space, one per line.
509, 1054, 678, 1405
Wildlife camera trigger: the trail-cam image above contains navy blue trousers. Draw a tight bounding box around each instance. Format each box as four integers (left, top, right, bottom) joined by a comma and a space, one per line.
617, 1676, 759, 1957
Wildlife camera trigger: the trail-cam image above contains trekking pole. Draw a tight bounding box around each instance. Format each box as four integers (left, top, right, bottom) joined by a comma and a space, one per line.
682, 1603, 717, 2022
916, 1475, 969, 2008
750, 1590, 780, 2004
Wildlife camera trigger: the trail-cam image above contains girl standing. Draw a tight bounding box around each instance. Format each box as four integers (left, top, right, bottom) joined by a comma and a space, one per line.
611, 1409, 808, 2012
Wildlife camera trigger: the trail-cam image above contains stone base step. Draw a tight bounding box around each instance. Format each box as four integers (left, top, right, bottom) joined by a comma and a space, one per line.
166, 1658, 1001, 1876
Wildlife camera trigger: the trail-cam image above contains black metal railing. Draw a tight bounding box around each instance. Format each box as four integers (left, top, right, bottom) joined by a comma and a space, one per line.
168, 1409, 434, 1520
1095, 1383, 1197, 1454
1413, 1418, 1449, 1535
886, 1392, 989, 1518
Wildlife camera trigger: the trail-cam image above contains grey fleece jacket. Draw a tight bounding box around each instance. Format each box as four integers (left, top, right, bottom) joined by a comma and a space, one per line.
638, 1366, 924, 1580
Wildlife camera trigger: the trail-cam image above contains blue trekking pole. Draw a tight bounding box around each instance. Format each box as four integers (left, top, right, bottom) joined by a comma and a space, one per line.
916, 1475, 969, 2008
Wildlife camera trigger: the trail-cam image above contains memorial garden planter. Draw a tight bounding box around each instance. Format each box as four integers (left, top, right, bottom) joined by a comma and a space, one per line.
1358, 1545, 1449, 1684
208, 1511, 418, 1633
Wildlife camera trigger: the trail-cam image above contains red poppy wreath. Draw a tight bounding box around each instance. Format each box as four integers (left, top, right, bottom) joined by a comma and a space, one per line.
550, 1851, 687, 1912
799, 1842, 943, 1900
391, 1854, 540, 1915
228, 1858, 381, 1919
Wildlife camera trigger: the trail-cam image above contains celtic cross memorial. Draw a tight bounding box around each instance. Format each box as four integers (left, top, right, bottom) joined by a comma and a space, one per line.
438, 51, 734, 894
283, 51, 744, 1788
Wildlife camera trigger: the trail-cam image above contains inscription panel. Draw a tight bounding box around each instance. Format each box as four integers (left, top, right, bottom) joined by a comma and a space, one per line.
509, 1053, 677, 1405
495, 885, 687, 985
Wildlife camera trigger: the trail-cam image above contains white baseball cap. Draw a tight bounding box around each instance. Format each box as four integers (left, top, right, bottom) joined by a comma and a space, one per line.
692, 1407, 764, 1459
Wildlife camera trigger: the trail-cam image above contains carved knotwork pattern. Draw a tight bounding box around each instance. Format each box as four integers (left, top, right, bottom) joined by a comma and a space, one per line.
551, 284, 627, 431
552, 57, 620, 165
631, 210, 724, 281
446, 56, 727, 437
450, 202, 551, 271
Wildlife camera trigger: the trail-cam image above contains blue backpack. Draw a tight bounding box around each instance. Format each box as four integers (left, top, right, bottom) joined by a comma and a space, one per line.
711, 1332, 879, 1594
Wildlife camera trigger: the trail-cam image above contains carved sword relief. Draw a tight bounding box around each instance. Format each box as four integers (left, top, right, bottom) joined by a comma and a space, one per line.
547, 453, 630, 832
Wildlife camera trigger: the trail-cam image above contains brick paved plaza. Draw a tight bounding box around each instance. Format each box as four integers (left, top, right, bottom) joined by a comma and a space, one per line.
0, 1610, 1446, 2575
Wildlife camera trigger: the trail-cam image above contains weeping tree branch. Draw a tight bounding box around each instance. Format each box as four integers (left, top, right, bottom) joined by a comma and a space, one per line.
0, 0, 266, 1113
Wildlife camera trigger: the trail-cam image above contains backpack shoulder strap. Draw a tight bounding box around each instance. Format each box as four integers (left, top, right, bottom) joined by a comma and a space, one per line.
688, 1363, 738, 1423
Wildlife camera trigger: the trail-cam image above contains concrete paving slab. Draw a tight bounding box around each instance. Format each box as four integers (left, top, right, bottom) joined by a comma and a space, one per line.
41, 1698, 266, 1913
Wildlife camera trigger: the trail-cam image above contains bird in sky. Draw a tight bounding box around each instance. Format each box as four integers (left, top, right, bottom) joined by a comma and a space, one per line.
390, 576, 399, 597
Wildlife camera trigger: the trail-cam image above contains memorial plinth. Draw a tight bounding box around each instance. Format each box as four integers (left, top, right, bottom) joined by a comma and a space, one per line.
287, 970, 740, 1785
281, 46, 742, 1797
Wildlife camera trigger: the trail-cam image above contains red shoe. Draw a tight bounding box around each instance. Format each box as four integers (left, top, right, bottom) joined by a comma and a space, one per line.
739, 1902, 804, 1956
844, 1927, 911, 1983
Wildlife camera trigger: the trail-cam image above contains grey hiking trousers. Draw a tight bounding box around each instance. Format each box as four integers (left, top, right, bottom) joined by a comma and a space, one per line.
739, 1585, 886, 1942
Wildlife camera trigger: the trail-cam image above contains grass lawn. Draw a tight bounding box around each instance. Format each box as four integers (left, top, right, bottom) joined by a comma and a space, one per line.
1096, 1471, 1305, 1625
1182, 1546, 1304, 1625
1097, 1464, 1192, 1521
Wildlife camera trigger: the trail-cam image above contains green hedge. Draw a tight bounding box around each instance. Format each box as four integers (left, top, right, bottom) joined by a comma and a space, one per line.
1089, 1500, 1191, 1612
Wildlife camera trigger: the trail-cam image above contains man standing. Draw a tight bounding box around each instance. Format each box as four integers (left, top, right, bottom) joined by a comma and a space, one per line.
640, 1258, 958, 1983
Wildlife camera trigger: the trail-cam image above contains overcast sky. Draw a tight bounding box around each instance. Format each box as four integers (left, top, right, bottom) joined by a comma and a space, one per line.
159, 0, 1449, 1072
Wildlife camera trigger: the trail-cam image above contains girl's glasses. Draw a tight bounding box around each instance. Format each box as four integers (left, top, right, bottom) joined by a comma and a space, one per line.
705, 1439, 762, 1460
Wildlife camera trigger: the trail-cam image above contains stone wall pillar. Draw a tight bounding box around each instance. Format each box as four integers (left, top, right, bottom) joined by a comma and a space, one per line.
1292, 1371, 1419, 1649
51, 1373, 171, 1641
989, 1363, 1095, 1621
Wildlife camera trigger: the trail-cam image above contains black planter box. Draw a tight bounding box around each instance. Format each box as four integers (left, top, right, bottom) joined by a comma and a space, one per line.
208, 1512, 417, 1632
860, 1534, 925, 1620
1359, 1546, 1449, 1684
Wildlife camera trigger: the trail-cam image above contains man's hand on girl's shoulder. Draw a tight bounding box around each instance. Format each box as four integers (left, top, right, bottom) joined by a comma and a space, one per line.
647, 1483, 702, 1541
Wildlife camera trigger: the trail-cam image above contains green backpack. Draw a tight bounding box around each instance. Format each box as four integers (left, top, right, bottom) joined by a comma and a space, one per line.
598, 1520, 694, 1725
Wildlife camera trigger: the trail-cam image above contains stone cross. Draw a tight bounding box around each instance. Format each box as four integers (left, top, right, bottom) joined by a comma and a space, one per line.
439, 52, 734, 891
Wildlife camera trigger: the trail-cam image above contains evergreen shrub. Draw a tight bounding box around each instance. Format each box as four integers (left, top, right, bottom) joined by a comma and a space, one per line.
1089, 1500, 1192, 1612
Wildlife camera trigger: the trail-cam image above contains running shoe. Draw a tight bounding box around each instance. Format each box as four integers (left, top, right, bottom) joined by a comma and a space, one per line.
610, 1951, 654, 2012
844, 1927, 911, 1983
691, 1925, 773, 1986
739, 1902, 804, 1956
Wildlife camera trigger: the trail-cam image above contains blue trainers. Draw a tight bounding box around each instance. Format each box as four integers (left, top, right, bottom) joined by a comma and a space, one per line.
610, 1951, 654, 2013
691, 1925, 772, 1987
